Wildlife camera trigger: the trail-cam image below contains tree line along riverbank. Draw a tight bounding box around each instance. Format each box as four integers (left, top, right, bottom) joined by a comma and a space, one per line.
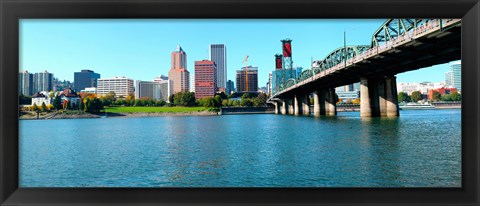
19, 91, 269, 120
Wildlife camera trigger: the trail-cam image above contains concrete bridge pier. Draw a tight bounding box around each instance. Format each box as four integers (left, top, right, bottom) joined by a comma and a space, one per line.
287, 98, 295, 115
274, 101, 281, 115
281, 99, 287, 115
385, 76, 399, 117
360, 76, 399, 117
313, 91, 323, 116
294, 95, 303, 115
302, 94, 310, 115
314, 89, 335, 116
325, 88, 337, 116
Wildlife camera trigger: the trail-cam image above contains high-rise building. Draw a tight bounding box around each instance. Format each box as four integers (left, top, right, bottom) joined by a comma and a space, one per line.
135, 80, 171, 102
194, 60, 217, 99
168, 45, 190, 94
209, 44, 226, 89
236, 66, 258, 92
451, 63, 461, 92
445, 62, 461, 91
32, 70, 54, 93
19, 70, 33, 96
97, 76, 134, 98
445, 71, 453, 87
226, 80, 235, 94
74, 70, 100, 92
267, 72, 272, 95
153, 77, 173, 102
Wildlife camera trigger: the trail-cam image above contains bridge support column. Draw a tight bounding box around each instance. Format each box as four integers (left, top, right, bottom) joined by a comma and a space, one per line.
313, 90, 324, 116
385, 76, 399, 117
302, 94, 310, 115
287, 98, 295, 115
273, 101, 279, 115
360, 78, 373, 117
378, 79, 387, 117
314, 89, 334, 116
360, 76, 399, 117
325, 88, 337, 116
281, 99, 287, 115
294, 95, 302, 115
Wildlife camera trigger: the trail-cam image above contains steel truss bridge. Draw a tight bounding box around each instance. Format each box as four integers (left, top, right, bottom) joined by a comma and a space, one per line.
270, 19, 461, 117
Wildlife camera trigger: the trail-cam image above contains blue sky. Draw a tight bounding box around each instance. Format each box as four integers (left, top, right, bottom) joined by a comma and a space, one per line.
20, 19, 460, 88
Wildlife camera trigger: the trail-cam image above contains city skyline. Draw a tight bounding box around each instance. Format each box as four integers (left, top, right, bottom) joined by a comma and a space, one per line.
20, 19, 460, 88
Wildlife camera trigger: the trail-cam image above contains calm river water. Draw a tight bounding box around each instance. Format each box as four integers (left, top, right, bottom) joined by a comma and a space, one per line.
19, 109, 461, 187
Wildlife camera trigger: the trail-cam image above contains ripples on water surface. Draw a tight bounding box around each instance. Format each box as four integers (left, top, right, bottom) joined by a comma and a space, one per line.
19, 109, 461, 187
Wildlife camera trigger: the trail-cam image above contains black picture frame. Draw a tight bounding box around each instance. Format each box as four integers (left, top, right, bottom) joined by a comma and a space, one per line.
1, 0, 479, 205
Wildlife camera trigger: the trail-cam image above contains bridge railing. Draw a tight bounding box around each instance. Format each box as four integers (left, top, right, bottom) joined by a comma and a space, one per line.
273, 19, 460, 97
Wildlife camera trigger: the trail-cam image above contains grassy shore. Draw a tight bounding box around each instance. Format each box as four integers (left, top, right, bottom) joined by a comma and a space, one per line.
104, 106, 209, 113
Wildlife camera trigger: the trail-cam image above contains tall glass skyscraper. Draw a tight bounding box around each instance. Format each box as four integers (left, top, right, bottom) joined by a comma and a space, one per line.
445, 62, 461, 92
451, 63, 461, 92
209, 44, 226, 89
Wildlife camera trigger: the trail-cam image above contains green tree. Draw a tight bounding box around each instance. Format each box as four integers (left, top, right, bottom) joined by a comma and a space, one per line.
169, 94, 175, 105
217, 92, 228, 100
84, 98, 91, 112
241, 93, 250, 100
41, 102, 47, 112
183, 92, 197, 106
450, 91, 461, 101
155, 100, 166, 106
32, 103, 39, 111
398, 92, 410, 102
240, 98, 253, 107
53, 95, 62, 110
79, 99, 85, 111
410, 91, 422, 102
253, 93, 267, 106
222, 99, 229, 107
441, 94, 451, 101
432, 91, 442, 101
19, 94, 32, 105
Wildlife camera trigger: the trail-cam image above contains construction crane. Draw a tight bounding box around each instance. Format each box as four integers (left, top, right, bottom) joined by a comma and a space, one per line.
242, 55, 249, 92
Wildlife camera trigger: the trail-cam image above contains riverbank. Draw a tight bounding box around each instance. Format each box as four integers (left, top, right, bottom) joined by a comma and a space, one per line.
19, 110, 101, 120
19, 107, 218, 120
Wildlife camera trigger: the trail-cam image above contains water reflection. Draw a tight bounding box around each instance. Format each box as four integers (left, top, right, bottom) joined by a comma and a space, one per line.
19, 110, 461, 187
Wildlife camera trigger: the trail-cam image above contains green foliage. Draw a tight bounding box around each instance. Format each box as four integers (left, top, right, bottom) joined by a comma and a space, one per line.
83, 98, 104, 113
41, 102, 47, 112
449, 91, 461, 101
241, 93, 251, 100
197, 97, 221, 108
155, 100, 167, 106
19, 94, 32, 105
240, 98, 253, 107
53, 95, 62, 110
104, 106, 207, 113
173, 92, 197, 107
410, 91, 422, 102
441, 94, 451, 101
32, 103, 39, 111
398, 92, 410, 102
253, 93, 267, 107
217, 92, 228, 100
432, 91, 442, 101
79, 100, 85, 111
